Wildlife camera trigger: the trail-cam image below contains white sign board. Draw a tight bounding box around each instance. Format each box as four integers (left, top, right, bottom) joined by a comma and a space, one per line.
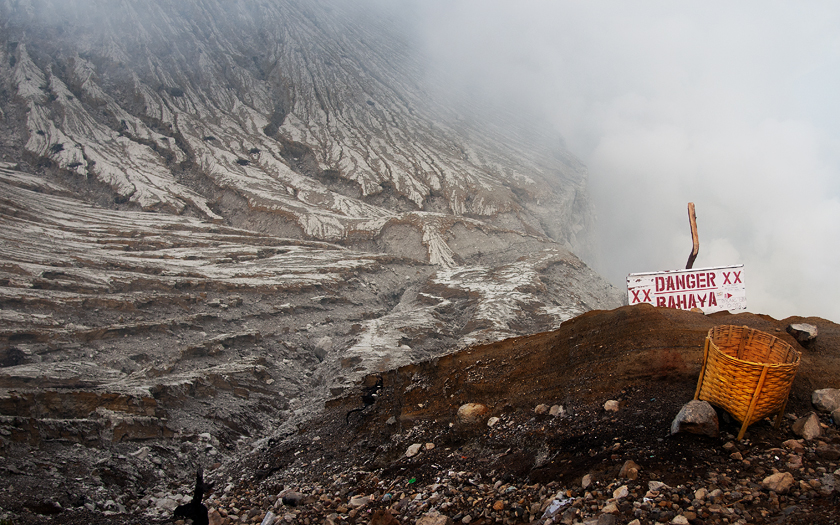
627, 264, 746, 314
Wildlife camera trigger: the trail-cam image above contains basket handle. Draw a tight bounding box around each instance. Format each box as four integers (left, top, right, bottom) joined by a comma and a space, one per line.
694, 336, 711, 400
738, 364, 770, 440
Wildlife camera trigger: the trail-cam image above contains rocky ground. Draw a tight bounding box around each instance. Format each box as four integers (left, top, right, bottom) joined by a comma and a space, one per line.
1, 305, 840, 524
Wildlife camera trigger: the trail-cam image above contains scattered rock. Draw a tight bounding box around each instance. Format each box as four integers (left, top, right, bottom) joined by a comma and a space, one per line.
487, 416, 500, 427
549, 404, 565, 417
208, 508, 223, 525
281, 491, 305, 507
603, 400, 619, 412
456, 403, 489, 425
416, 510, 453, 525
792, 412, 822, 440
601, 501, 619, 514
670, 400, 719, 437
348, 494, 371, 508
812, 388, 840, 413
648, 481, 668, 491
762, 472, 795, 493
782, 439, 806, 453
155, 498, 178, 512
787, 323, 818, 343
581, 474, 592, 489
370, 509, 400, 525
405, 443, 423, 458
612, 485, 628, 499
534, 404, 550, 415
816, 441, 840, 460
619, 460, 640, 479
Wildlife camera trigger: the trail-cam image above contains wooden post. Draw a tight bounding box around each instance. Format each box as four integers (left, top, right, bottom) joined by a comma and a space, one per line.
685, 202, 699, 269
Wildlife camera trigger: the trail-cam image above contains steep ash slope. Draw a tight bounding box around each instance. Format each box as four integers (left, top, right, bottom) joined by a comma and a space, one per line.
0, 0, 593, 260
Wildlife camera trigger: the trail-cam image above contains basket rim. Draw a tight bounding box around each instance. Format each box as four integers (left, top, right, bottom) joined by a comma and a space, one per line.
706, 325, 801, 368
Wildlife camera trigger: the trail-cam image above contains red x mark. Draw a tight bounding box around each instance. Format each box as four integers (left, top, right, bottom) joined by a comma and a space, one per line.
723, 271, 742, 285
631, 289, 652, 303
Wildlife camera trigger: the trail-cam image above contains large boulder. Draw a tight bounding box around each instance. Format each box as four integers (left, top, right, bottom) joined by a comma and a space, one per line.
812, 388, 840, 413
670, 400, 719, 437
787, 323, 818, 343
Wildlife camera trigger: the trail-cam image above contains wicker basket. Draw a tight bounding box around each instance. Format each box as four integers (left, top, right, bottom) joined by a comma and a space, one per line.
694, 325, 800, 440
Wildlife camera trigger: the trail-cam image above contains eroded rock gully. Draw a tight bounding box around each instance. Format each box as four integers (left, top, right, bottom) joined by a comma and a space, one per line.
2, 305, 840, 524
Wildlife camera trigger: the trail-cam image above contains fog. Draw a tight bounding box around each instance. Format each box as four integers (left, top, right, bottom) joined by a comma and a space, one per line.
402, 1, 840, 322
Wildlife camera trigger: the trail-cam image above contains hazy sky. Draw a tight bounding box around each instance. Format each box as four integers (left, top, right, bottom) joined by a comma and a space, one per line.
405, 1, 840, 322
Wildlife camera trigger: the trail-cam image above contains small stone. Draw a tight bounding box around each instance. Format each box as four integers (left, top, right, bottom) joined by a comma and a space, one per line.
386, 416, 397, 425
581, 474, 592, 489
787, 455, 803, 469
417, 511, 452, 525
208, 509, 223, 525
670, 400, 719, 437
597, 514, 617, 525
281, 491, 306, 507
832, 408, 840, 426
604, 400, 619, 412
792, 412, 822, 440
550, 405, 565, 417
405, 443, 423, 458
425, 442, 435, 451
456, 403, 489, 425
370, 509, 400, 525
349, 495, 371, 508
816, 441, 840, 460
670, 516, 690, 525
493, 500, 504, 511
612, 485, 628, 499
649, 481, 668, 491
156, 498, 178, 511
601, 502, 619, 514
487, 417, 500, 428
730, 451, 743, 461
783, 439, 806, 453
619, 460, 641, 479
762, 472, 795, 494
812, 388, 840, 413
694, 487, 707, 501
260, 511, 276, 525
535, 404, 550, 415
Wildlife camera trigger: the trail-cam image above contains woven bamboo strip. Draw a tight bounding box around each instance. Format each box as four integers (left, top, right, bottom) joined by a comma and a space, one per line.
739, 366, 770, 440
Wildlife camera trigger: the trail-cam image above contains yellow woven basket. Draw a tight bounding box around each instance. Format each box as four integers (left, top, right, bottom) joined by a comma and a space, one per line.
694, 325, 800, 440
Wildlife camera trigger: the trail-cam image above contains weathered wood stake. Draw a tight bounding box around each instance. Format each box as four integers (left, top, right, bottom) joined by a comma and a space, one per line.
686, 202, 699, 269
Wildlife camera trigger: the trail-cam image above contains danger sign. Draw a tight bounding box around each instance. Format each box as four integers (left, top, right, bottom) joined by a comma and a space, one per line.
627, 264, 746, 314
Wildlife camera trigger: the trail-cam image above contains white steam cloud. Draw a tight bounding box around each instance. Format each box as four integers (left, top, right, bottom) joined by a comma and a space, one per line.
406, 1, 840, 322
